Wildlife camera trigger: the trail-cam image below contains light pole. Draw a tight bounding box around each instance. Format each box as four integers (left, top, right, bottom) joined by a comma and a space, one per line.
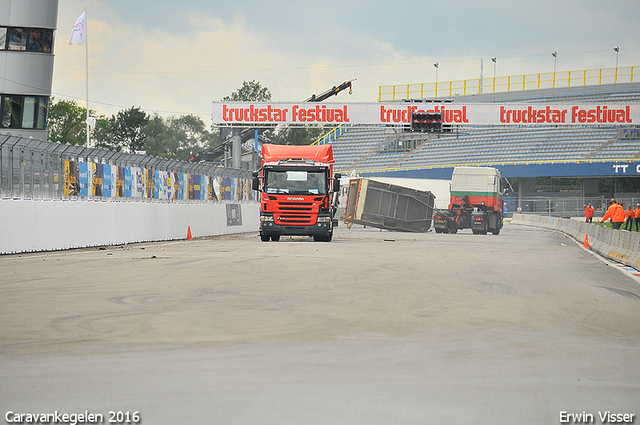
614, 47, 620, 83
552, 52, 557, 88
491, 57, 497, 93
434, 63, 439, 97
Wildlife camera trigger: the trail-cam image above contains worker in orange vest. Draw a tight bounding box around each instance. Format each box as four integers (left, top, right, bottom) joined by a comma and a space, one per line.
601, 199, 626, 230
584, 204, 594, 223
634, 203, 640, 231
625, 204, 635, 230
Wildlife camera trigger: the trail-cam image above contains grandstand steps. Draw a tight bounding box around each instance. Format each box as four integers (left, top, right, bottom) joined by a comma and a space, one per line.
583, 136, 621, 160
345, 141, 385, 170
387, 133, 438, 168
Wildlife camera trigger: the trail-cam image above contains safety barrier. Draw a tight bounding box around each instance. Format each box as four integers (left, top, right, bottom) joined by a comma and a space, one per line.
378, 65, 638, 101
0, 199, 259, 254
0, 134, 254, 202
510, 214, 640, 268
0, 133, 262, 254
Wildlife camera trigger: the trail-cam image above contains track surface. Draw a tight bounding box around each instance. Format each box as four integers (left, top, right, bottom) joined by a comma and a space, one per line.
1, 223, 639, 424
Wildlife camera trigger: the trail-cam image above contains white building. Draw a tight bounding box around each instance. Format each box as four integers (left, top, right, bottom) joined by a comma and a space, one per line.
0, 0, 58, 139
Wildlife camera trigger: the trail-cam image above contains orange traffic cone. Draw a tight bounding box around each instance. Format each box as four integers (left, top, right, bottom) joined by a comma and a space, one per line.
186, 226, 193, 240
583, 234, 589, 248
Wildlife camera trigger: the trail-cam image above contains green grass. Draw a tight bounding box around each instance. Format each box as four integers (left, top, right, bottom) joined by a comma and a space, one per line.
593, 221, 640, 232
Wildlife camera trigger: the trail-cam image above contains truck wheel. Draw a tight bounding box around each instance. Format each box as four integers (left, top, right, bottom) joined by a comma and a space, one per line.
260, 234, 270, 242
491, 227, 500, 235
271, 235, 280, 242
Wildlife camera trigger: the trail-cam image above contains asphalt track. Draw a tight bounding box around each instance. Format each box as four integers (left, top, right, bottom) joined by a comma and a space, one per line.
1, 222, 639, 424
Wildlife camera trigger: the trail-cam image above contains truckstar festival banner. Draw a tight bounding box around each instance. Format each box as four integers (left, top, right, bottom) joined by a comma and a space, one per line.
212, 102, 640, 126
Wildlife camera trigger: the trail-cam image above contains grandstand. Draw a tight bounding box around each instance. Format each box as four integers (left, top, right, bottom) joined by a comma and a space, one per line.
327, 81, 640, 196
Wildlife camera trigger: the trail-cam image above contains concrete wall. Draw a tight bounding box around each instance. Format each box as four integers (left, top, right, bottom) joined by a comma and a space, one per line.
0, 199, 259, 254
511, 214, 640, 268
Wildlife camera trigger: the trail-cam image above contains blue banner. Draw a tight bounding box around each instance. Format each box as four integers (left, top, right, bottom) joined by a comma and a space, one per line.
124, 167, 132, 198
79, 162, 89, 197
103, 165, 112, 197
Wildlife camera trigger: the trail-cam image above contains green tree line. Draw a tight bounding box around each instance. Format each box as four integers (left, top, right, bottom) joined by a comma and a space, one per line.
47, 81, 328, 162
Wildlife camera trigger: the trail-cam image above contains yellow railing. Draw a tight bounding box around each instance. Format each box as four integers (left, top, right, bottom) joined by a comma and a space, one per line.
312, 123, 352, 145
378, 66, 638, 101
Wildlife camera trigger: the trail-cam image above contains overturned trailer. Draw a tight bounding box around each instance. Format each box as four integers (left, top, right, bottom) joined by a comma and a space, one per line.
342, 178, 436, 232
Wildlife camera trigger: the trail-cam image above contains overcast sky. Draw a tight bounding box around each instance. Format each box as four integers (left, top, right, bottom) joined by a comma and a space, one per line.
52, 0, 640, 125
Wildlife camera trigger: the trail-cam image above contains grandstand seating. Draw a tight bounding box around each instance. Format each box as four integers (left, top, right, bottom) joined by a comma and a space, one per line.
329, 83, 640, 173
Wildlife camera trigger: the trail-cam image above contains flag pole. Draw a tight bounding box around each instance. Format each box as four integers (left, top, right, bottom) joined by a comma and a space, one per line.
85, 7, 90, 148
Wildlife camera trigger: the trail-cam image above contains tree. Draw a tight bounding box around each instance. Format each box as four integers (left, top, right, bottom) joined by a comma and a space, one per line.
110, 107, 149, 153
142, 114, 179, 158
223, 80, 271, 102
93, 117, 118, 151
47, 98, 88, 145
272, 125, 329, 146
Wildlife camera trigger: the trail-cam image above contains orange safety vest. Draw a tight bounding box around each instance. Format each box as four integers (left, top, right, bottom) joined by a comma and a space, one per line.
635, 207, 640, 219
627, 208, 635, 219
602, 203, 626, 223
584, 206, 593, 218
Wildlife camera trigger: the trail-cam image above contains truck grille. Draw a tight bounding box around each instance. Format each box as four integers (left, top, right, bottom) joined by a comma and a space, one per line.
275, 202, 316, 225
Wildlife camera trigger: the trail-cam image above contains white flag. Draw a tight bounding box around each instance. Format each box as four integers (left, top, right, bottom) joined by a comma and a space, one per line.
69, 11, 86, 45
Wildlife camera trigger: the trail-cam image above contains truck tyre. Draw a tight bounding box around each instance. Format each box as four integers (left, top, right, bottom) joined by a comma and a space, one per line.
491, 227, 500, 235
271, 235, 280, 242
260, 234, 270, 242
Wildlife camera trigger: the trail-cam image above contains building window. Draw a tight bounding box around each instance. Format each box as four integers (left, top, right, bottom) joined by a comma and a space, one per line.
8, 28, 27, 51
0, 27, 53, 53
0, 95, 49, 130
0, 28, 6, 50
37, 98, 48, 129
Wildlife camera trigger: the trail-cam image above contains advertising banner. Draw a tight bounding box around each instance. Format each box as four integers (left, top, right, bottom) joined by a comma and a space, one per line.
179, 173, 187, 200
124, 167, 132, 198
116, 166, 124, 197
212, 102, 640, 126
93, 163, 103, 197
64, 160, 80, 196
146, 168, 154, 198
132, 167, 145, 198
103, 165, 113, 198
192, 175, 202, 200
169, 171, 179, 200
78, 162, 90, 197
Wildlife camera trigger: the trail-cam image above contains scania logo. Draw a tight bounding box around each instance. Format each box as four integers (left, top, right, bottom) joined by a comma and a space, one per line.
287, 197, 304, 200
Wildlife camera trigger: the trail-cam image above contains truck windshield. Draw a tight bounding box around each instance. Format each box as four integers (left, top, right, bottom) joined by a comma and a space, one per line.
265, 169, 327, 195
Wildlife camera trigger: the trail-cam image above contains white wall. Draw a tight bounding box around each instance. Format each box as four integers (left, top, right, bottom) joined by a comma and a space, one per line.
0, 200, 259, 254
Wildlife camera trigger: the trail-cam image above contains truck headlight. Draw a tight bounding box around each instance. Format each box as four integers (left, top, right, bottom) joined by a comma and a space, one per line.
260, 215, 274, 222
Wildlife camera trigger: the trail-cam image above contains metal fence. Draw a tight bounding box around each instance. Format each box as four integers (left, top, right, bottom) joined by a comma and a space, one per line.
0, 133, 255, 202
504, 195, 640, 218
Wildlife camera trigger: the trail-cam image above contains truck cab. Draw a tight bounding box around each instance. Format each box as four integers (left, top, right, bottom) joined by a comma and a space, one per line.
434, 166, 506, 235
253, 144, 340, 242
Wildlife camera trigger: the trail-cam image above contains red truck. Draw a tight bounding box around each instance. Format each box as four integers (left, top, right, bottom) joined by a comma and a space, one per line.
252, 144, 341, 242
